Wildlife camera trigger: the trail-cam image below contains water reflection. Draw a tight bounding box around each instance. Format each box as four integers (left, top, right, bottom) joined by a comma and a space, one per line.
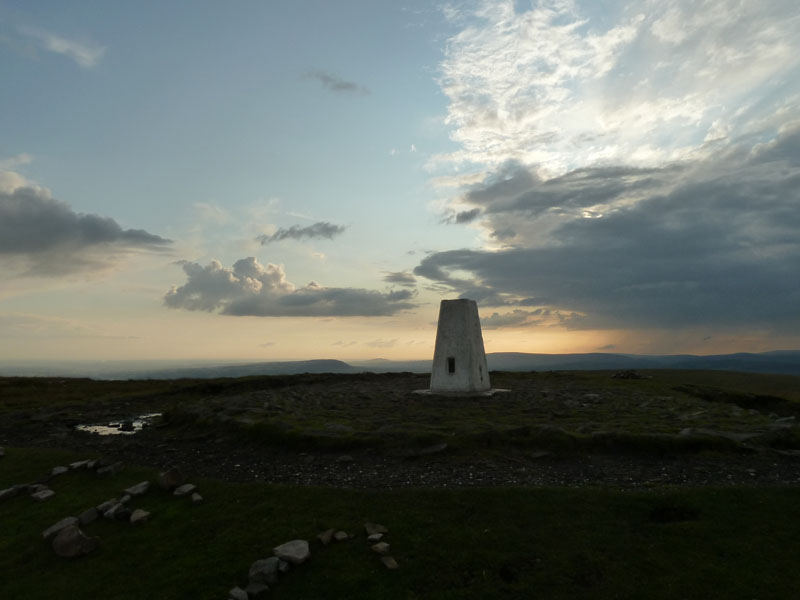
75, 413, 161, 435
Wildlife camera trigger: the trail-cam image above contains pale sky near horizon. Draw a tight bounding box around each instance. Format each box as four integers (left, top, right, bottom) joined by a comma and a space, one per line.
2, 0, 800, 362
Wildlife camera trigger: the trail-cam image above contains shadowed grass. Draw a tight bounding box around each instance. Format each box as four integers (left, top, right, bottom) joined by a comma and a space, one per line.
2, 447, 800, 599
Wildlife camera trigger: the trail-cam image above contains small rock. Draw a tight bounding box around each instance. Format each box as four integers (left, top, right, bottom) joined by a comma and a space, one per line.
158, 467, 185, 491
120, 494, 132, 505
173, 483, 196, 496
96, 498, 118, 513
31, 489, 55, 501
381, 556, 400, 570
278, 560, 290, 573
103, 503, 126, 519
124, 481, 150, 496
249, 557, 281, 584
367, 533, 384, 543
52, 525, 98, 558
273, 540, 311, 564
191, 492, 203, 505
42, 516, 79, 540
97, 462, 123, 478
0, 487, 19, 502
69, 460, 90, 470
28, 483, 49, 493
86, 459, 98, 470
334, 531, 349, 542
78, 507, 99, 526
228, 586, 248, 600
245, 581, 269, 598
317, 528, 335, 545
371, 542, 390, 555
364, 522, 388, 536
51, 466, 69, 477
130, 509, 150, 524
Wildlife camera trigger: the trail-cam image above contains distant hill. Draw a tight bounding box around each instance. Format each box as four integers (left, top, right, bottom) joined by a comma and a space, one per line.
2, 351, 799, 379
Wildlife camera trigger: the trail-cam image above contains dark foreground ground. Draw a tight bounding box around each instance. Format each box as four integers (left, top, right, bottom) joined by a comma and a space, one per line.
2, 369, 799, 490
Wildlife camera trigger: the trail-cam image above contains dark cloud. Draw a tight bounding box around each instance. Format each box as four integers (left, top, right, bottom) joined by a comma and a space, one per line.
442, 208, 481, 224
415, 125, 800, 332
305, 71, 370, 95
0, 185, 171, 274
165, 257, 416, 317
382, 271, 417, 287
257, 222, 346, 244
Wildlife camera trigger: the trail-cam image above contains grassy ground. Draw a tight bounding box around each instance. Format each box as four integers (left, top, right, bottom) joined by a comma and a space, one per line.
2, 446, 799, 599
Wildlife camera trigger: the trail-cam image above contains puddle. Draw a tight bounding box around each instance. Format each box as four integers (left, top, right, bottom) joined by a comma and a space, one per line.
75, 413, 162, 435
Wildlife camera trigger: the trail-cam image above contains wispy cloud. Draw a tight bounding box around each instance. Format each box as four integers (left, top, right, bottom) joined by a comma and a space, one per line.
257, 221, 346, 244
18, 26, 105, 68
305, 70, 370, 95
0, 153, 33, 171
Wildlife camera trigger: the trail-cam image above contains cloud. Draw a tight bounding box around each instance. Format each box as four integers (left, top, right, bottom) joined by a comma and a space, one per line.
365, 338, 398, 348
257, 221, 346, 244
442, 207, 481, 224
0, 153, 33, 171
305, 70, 370, 95
18, 26, 105, 68
414, 124, 800, 332
165, 257, 417, 317
481, 309, 549, 329
382, 271, 417, 287
434, 1, 800, 174
0, 180, 171, 275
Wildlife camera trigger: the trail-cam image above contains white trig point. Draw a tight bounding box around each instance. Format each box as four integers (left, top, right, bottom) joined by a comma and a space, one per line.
429, 299, 491, 393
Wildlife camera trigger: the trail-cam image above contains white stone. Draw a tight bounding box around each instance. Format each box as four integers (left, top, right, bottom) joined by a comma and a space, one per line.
130, 509, 150, 524
124, 481, 150, 496
173, 483, 196, 496
42, 516, 78, 539
51, 466, 69, 476
228, 586, 248, 600
31, 489, 55, 501
429, 299, 490, 393
273, 539, 310, 564
191, 492, 203, 504
69, 460, 90, 470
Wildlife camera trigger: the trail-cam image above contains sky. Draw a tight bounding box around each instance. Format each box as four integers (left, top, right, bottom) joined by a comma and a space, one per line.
2, 0, 800, 362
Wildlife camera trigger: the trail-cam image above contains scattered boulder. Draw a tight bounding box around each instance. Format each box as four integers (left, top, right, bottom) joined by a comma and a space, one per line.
273, 540, 310, 565
86, 459, 98, 470
245, 581, 270, 598
371, 542, 390, 555
0, 487, 19, 502
52, 525, 98, 558
367, 533, 384, 543
130, 509, 150, 525
228, 586, 248, 600
42, 516, 79, 540
124, 481, 150, 496
31, 489, 55, 501
191, 492, 203, 505
364, 522, 388, 536
69, 460, 90, 470
29, 483, 49, 494
120, 494, 132, 505
158, 467, 185, 491
173, 483, 196, 496
96, 498, 118, 513
51, 466, 69, 477
333, 531, 349, 542
97, 462, 123, 478
103, 503, 126, 520
249, 557, 281, 585
381, 556, 400, 570
278, 560, 290, 573
78, 507, 99, 526
119, 420, 134, 432
317, 528, 335, 546
612, 370, 644, 380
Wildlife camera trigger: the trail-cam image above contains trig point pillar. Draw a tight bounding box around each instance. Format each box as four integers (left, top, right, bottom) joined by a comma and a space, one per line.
429, 299, 491, 393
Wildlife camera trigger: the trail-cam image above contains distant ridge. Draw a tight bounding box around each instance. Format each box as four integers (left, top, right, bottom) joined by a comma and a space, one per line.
1, 351, 799, 379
